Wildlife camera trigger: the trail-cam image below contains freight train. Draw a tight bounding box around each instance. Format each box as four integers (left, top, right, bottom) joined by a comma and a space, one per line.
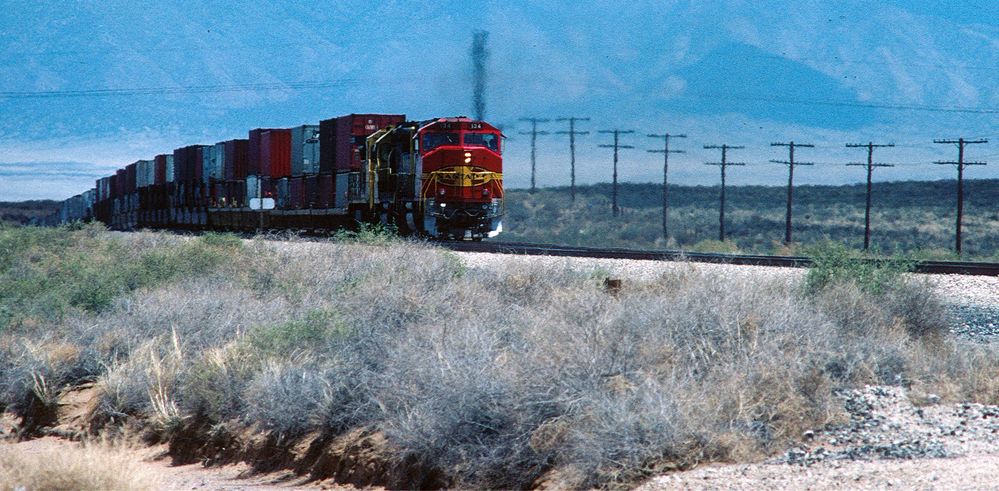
53, 115, 505, 240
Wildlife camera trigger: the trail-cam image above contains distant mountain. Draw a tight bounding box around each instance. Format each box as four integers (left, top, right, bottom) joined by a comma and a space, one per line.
1, 0, 996, 199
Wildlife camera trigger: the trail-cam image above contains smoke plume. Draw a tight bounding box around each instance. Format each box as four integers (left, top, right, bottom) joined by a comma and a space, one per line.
471, 30, 489, 121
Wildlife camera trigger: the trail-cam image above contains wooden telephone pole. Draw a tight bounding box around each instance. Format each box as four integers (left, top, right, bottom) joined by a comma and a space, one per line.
846, 142, 895, 250
647, 133, 686, 241
704, 144, 745, 241
555, 117, 590, 201
770, 141, 814, 245
518, 118, 550, 193
934, 137, 988, 255
598, 129, 635, 217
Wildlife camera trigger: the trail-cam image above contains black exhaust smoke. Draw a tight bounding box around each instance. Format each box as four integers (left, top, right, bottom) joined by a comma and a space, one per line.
471, 30, 489, 121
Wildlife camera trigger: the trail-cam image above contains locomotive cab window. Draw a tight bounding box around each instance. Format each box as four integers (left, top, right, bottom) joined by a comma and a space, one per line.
463, 132, 500, 153
421, 132, 459, 152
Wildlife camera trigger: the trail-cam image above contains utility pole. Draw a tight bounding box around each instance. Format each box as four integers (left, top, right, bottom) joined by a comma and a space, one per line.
598, 129, 635, 217
555, 117, 590, 201
518, 118, 550, 193
704, 144, 745, 241
934, 137, 988, 255
846, 142, 895, 250
647, 133, 686, 241
770, 141, 814, 245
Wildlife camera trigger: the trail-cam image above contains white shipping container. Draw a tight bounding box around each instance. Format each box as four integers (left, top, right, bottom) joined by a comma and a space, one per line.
144, 160, 155, 187
290, 125, 320, 176
165, 155, 175, 183
135, 160, 149, 188
246, 174, 260, 199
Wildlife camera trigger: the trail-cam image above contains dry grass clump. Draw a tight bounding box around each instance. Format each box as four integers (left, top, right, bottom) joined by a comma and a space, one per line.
2, 227, 998, 489
0, 440, 159, 491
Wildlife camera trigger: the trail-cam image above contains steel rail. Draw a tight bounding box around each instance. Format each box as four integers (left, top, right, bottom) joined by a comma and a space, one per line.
442, 241, 999, 276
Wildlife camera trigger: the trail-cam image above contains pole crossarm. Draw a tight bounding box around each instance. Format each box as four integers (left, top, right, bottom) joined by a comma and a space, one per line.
770, 160, 815, 165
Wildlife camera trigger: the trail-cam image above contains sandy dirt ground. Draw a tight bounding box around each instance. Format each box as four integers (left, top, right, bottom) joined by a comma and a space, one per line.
639, 454, 999, 490
0, 436, 355, 490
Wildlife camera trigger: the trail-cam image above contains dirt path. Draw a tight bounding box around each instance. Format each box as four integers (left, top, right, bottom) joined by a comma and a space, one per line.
0, 437, 353, 490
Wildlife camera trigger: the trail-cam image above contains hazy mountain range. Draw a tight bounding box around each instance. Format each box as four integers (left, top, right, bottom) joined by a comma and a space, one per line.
1, 0, 997, 200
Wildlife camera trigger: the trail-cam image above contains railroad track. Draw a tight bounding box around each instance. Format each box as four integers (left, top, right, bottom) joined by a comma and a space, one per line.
443, 240, 999, 276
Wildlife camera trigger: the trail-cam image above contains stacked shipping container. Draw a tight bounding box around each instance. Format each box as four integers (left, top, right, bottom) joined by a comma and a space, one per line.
290, 125, 320, 176
319, 114, 405, 173
81, 113, 426, 230
223, 139, 249, 179
249, 128, 292, 178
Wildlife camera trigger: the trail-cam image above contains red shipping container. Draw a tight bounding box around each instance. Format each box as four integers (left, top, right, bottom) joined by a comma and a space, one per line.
304, 174, 318, 208
317, 173, 334, 208
172, 148, 184, 182
289, 176, 304, 209
260, 129, 292, 178
223, 139, 249, 180
319, 114, 405, 173
154, 154, 168, 185
115, 169, 126, 197
125, 163, 138, 193
249, 129, 289, 177
248, 129, 264, 176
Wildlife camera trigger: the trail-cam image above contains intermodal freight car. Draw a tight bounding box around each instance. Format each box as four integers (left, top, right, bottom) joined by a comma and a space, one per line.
55, 115, 505, 240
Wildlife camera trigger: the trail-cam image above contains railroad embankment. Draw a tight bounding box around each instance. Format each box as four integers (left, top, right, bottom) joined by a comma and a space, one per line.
1, 225, 997, 489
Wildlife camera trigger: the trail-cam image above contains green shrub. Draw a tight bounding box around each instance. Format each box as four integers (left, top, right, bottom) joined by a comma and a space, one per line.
804, 242, 914, 295
0, 226, 247, 332
333, 222, 398, 245
246, 308, 349, 357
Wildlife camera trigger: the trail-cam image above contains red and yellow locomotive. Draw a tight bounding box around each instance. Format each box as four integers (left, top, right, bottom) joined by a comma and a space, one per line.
366, 117, 504, 240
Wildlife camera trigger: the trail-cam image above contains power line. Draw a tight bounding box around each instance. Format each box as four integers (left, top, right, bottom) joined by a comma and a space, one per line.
555, 117, 590, 201
0, 79, 358, 99
686, 92, 999, 115
518, 118, 550, 193
934, 137, 989, 255
598, 129, 635, 217
647, 132, 686, 242
770, 141, 814, 245
704, 144, 745, 242
846, 142, 896, 250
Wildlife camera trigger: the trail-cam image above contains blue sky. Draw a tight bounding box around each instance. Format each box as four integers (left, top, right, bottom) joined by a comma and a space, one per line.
0, 1, 997, 200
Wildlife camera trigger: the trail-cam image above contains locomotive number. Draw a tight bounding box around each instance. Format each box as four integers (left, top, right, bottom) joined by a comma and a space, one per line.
468, 123, 482, 129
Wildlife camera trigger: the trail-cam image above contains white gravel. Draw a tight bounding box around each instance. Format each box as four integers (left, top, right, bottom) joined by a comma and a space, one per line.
456, 251, 999, 308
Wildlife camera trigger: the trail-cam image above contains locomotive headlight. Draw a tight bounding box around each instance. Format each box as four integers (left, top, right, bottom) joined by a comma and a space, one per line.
440, 203, 446, 207
464, 157, 472, 163
464, 152, 472, 157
